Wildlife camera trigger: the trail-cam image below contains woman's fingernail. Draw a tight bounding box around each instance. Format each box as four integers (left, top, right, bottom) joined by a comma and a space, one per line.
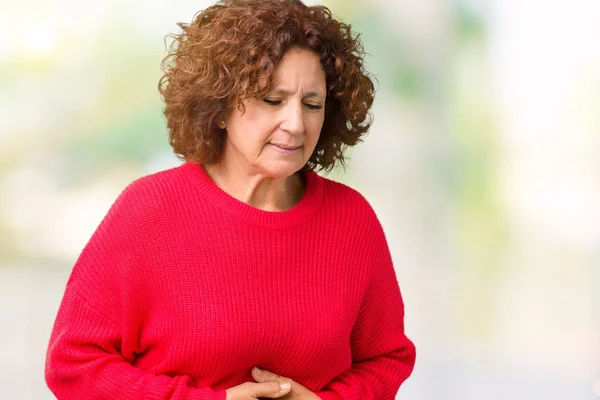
280, 382, 291, 390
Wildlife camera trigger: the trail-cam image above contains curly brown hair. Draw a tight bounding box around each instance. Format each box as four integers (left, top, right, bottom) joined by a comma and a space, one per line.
158, 0, 375, 172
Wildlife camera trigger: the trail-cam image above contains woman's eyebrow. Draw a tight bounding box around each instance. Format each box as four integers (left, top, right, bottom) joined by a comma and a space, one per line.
268, 88, 326, 99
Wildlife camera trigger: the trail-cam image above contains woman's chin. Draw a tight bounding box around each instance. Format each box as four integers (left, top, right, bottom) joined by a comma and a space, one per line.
260, 160, 305, 179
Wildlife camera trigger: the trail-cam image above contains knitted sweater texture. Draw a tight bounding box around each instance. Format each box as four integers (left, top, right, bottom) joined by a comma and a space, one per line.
45, 162, 416, 400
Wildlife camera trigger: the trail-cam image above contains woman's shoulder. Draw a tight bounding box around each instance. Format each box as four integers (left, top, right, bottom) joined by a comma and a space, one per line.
315, 173, 380, 223
124, 162, 199, 199
123, 162, 190, 195
108, 163, 194, 217
314, 174, 390, 254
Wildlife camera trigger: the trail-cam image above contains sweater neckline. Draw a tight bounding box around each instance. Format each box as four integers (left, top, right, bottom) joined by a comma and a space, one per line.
182, 162, 324, 229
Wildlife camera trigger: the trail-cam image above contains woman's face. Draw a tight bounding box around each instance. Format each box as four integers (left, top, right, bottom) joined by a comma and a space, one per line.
222, 48, 326, 178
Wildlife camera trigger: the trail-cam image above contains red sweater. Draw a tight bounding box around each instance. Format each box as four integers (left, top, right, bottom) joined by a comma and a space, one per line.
45, 162, 416, 400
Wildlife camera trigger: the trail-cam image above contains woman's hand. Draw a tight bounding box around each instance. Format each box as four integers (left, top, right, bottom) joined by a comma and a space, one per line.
225, 377, 291, 399
251, 367, 320, 399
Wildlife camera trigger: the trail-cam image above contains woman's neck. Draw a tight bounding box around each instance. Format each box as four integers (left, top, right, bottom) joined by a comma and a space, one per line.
203, 163, 305, 212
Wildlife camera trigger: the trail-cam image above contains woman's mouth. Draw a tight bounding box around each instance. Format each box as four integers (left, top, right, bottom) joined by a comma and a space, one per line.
269, 143, 302, 155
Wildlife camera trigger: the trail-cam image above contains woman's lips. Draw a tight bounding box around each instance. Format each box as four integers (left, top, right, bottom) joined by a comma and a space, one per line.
270, 143, 302, 154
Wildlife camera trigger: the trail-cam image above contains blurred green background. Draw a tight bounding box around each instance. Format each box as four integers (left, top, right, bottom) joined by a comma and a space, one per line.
1, 0, 599, 398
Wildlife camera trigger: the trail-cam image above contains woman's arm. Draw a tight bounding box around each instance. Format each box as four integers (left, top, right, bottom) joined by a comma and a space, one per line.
44, 181, 225, 400
45, 182, 226, 399
315, 217, 416, 400
45, 287, 227, 400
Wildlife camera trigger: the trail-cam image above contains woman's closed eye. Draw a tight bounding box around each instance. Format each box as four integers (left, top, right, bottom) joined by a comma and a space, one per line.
304, 103, 323, 110
263, 98, 322, 110
263, 98, 281, 106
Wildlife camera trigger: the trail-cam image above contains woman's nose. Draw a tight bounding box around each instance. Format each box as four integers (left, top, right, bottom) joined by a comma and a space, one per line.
280, 103, 305, 135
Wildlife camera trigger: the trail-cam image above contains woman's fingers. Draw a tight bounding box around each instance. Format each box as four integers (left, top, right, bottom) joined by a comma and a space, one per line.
252, 380, 291, 398
252, 367, 319, 399
251, 367, 285, 384
225, 380, 291, 400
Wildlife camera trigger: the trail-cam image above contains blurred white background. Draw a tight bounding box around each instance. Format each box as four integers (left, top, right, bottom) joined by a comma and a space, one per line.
1, 0, 599, 398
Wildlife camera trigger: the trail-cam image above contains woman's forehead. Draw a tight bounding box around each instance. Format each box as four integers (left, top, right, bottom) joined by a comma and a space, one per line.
267, 49, 326, 94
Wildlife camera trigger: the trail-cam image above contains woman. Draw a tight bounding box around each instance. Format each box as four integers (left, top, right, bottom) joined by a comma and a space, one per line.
45, 0, 416, 399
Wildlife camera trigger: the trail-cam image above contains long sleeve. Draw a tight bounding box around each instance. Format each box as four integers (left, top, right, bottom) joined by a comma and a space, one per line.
45, 286, 226, 400
44, 182, 226, 400
315, 217, 416, 400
